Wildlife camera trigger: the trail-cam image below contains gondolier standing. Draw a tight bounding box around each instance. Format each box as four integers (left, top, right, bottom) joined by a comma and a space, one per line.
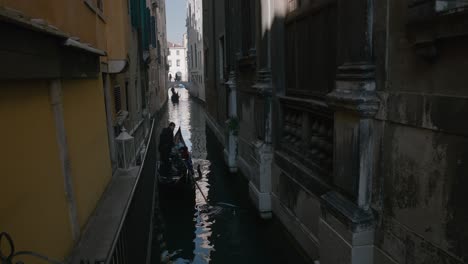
159, 122, 176, 175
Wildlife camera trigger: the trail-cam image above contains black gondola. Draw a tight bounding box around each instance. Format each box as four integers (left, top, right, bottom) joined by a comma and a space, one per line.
156, 127, 196, 262
171, 92, 179, 103
157, 127, 194, 195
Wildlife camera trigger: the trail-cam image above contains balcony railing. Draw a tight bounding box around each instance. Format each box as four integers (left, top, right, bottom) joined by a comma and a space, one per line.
278, 96, 334, 182
105, 119, 157, 264
130, 116, 151, 164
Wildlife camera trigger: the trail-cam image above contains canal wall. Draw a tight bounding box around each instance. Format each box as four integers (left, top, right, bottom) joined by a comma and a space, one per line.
205, 111, 226, 150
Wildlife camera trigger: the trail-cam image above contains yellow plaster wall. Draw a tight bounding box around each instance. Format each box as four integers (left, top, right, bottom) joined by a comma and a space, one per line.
107, 0, 129, 60
0, 81, 73, 261
2, 0, 107, 50
61, 78, 112, 229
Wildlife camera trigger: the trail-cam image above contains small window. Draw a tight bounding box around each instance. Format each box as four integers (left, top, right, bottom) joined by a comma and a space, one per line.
435, 0, 468, 12
219, 36, 225, 80
169, 60, 172, 67
125, 81, 130, 111
204, 50, 208, 77
191, 45, 194, 68
288, 0, 299, 12
169, 50, 171, 55
195, 44, 198, 68
135, 80, 139, 111
176, 50, 180, 55
177, 60, 180, 66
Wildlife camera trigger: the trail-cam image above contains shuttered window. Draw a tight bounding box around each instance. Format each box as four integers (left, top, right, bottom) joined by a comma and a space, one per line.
130, 0, 140, 28
114, 85, 122, 113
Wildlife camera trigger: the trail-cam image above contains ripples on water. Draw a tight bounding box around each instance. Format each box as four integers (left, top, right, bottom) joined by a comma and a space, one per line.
162, 88, 218, 263
156, 87, 310, 264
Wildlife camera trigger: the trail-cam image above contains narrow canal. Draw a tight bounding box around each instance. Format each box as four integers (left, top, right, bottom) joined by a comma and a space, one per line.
153, 87, 310, 264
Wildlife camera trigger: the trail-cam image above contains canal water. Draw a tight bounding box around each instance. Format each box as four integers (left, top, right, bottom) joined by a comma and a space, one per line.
153, 87, 310, 264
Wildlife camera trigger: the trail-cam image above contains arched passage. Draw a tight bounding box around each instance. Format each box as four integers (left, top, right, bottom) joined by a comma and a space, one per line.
175, 71, 182, 81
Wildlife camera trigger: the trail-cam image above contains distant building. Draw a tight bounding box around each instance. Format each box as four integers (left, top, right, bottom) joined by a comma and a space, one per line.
187, 0, 205, 101
147, 0, 170, 117
167, 39, 188, 82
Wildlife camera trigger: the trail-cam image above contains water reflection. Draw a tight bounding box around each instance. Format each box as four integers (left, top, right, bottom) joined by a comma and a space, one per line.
168, 88, 192, 151
157, 87, 310, 264
163, 88, 215, 263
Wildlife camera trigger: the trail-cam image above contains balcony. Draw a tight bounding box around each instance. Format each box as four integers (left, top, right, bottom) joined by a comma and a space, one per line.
278, 96, 334, 183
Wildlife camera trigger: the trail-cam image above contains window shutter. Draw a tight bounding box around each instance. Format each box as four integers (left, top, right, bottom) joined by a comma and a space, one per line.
114, 86, 122, 113
130, 0, 140, 28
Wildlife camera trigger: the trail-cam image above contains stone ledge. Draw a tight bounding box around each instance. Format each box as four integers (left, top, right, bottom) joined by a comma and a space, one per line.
376, 91, 468, 137
67, 167, 140, 264
274, 150, 331, 196
320, 191, 375, 234
204, 112, 225, 148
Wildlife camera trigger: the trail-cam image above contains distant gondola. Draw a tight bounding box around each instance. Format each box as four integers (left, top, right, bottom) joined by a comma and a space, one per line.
157, 127, 194, 195
171, 92, 179, 103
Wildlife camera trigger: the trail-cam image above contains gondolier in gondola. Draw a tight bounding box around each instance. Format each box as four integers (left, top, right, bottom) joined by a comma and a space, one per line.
159, 122, 176, 175
157, 123, 196, 190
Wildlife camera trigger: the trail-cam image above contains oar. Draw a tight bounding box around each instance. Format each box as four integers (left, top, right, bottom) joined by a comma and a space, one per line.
183, 159, 241, 211
191, 164, 209, 204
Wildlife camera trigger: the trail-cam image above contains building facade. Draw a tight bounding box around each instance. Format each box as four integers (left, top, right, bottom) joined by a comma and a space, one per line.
203, 0, 229, 146
203, 0, 468, 263
168, 41, 188, 82
147, 0, 169, 117
187, 0, 205, 101
0, 0, 167, 262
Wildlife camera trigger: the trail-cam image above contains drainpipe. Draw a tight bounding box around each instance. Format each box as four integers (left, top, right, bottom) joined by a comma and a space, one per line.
102, 74, 118, 172
50, 80, 80, 241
